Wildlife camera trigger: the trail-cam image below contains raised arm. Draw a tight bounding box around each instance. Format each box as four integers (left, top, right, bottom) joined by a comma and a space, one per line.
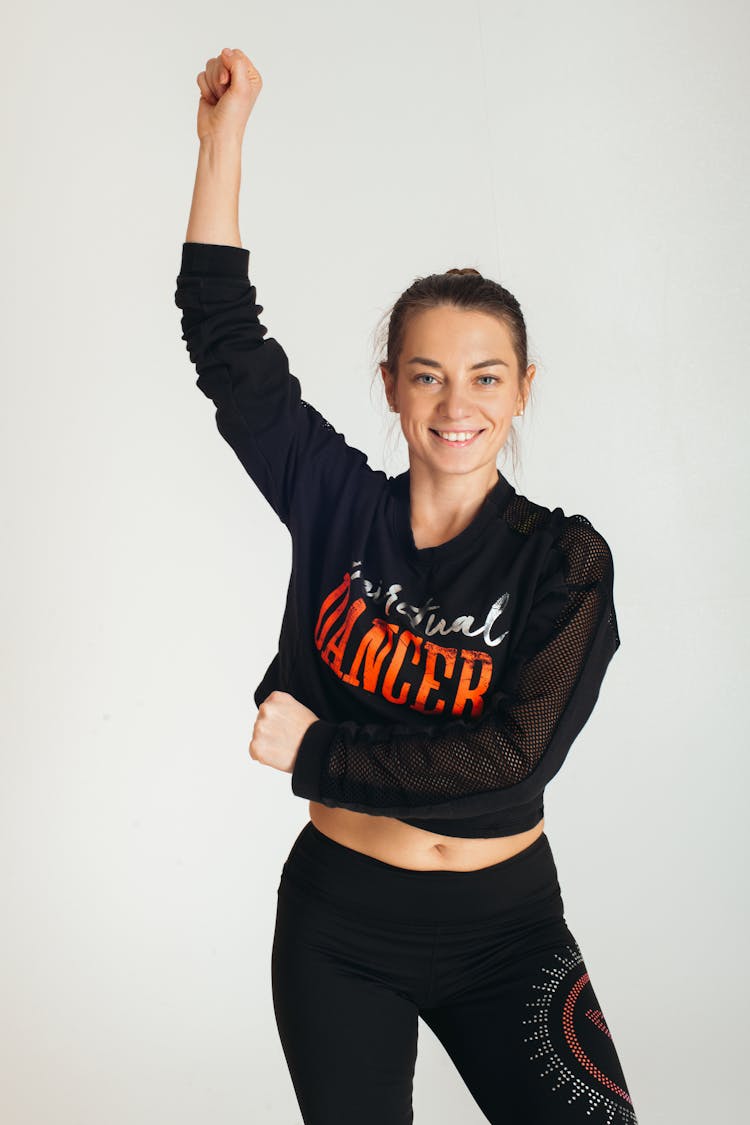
174, 48, 373, 528
291, 516, 621, 822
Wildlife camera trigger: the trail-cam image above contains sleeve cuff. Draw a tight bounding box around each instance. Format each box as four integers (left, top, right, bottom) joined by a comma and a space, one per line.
291, 719, 339, 801
180, 241, 249, 278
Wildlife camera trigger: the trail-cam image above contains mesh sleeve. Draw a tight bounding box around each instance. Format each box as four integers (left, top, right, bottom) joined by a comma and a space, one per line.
291, 516, 621, 820
174, 241, 369, 528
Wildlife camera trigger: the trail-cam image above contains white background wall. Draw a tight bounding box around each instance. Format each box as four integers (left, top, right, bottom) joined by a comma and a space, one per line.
3, 0, 748, 1121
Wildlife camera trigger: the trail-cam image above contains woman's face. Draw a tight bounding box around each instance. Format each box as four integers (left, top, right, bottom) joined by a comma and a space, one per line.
381, 305, 535, 477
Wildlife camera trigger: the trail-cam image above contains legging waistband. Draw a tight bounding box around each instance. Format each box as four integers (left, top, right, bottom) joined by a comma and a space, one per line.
279, 821, 565, 926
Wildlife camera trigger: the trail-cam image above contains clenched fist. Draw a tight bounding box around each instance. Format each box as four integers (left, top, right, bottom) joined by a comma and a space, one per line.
195, 47, 263, 144
249, 691, 320, 775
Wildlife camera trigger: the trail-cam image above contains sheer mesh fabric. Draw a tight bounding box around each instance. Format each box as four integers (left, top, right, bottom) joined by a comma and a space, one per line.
299, 512, 619, 814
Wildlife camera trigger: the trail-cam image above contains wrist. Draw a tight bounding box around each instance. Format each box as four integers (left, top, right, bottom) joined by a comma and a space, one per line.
291, 719, 338, 801
199, 131, 244, 156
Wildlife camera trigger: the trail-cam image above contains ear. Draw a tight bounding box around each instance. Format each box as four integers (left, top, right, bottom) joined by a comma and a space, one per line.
380, 362, 398, 413
516, 363, 536, 414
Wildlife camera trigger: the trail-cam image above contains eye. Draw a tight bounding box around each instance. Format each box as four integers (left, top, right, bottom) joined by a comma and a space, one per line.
414, 373, 501, 386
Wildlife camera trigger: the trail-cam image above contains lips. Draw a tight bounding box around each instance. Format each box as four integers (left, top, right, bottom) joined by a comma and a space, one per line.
430, 429, 484, 447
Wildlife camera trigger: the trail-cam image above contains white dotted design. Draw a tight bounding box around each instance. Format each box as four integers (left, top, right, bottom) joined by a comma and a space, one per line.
521, 942, 639, 1124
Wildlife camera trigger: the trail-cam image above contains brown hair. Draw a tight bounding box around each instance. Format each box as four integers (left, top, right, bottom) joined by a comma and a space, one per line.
370, 266, 535, 480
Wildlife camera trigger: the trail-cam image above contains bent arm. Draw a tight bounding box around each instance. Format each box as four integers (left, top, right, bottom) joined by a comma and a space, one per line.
291, 519, 621, 821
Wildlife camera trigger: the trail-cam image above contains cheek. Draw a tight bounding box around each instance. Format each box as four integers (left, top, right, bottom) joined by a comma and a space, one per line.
401, 403, 431, 425
487, 400, 513, 425
498, 388, 523, 418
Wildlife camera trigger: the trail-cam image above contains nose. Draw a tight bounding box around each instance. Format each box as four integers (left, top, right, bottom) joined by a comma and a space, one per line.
437, 383, 473, 421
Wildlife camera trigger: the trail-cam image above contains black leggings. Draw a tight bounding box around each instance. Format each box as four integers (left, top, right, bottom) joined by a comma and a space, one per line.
272, 821, 639, 1125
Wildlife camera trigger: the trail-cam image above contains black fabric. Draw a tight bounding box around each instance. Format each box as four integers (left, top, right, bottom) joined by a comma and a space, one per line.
271, 821, 640, 1124
175, 242, 622, 838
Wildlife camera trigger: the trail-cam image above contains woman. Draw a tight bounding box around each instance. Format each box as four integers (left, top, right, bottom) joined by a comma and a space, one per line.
176, 47, 640, 1125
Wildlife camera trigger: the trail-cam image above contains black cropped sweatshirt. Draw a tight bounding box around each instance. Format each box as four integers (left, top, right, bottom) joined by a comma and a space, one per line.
174, 241, 621, 839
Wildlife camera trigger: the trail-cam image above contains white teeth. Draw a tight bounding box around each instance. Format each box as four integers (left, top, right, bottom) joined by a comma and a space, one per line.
435, 430, 477, 442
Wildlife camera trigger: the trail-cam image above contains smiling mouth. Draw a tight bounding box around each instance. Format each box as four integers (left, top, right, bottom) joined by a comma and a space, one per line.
429, 429, 485, 447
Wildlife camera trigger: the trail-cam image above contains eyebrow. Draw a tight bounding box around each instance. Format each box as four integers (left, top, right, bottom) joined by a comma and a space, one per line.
405, 356, 510, 369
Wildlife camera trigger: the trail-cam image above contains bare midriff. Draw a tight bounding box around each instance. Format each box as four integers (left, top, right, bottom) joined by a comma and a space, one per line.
308, 801, 545, 872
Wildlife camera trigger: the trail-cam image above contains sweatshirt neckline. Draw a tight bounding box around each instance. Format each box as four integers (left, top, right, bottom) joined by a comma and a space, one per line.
391, 468, 515, 569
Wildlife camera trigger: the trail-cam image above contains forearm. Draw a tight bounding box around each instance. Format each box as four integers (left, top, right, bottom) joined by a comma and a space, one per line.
185, 135, 243, 247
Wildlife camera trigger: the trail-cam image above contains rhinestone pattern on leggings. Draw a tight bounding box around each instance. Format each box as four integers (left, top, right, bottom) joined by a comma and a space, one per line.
523, 940, 639, 1124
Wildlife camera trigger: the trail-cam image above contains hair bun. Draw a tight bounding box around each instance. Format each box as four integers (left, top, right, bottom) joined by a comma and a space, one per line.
445, 267, 483, 277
